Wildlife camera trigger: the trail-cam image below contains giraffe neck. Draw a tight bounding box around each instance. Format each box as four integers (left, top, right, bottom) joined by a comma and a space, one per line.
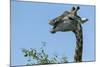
73, 24, 83, 62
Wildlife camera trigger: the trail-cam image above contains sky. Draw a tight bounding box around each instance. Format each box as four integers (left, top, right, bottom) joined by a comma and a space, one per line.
11, 1, 95, 66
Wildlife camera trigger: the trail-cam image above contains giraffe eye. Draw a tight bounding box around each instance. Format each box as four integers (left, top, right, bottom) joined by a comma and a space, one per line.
68, 17, 74, 20
54, 20, 56, 22
53, 19, 57, 22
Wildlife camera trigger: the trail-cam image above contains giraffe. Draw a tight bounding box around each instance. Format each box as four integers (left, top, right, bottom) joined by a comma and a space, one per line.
48, 6, 88, 62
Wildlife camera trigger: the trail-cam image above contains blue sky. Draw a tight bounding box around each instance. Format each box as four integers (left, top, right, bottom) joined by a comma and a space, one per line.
11, 1, 95, 66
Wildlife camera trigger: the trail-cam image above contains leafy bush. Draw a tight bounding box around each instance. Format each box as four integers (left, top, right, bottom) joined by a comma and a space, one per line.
22, 43, 68, 65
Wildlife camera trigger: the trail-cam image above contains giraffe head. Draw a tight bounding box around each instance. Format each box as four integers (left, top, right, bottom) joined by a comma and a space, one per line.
49, 6, 88, 33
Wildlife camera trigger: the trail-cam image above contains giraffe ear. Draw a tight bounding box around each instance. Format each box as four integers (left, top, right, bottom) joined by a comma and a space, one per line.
81, 18, 88, 24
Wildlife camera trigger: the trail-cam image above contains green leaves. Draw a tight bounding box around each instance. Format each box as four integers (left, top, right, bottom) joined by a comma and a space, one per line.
22, 45, 68, 65
22, 49, 29, 57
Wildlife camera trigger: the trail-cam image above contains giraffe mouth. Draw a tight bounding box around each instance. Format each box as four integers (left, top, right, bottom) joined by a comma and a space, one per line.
49, 20, 58, 33
50, 28, 56, 34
